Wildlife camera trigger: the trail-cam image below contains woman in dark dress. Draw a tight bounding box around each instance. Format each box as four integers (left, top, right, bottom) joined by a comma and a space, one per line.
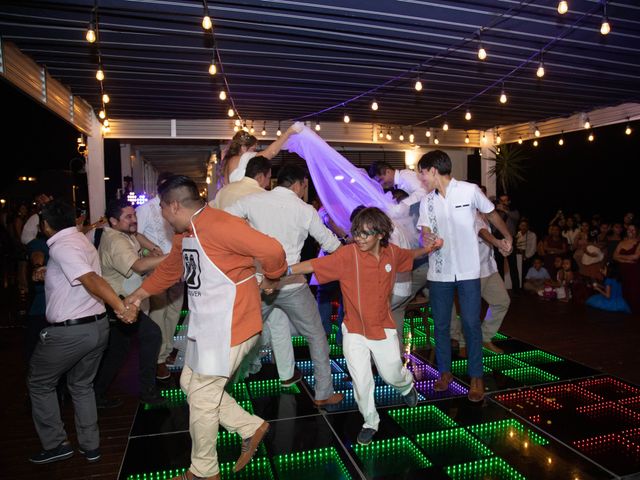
613, 224, 640, 313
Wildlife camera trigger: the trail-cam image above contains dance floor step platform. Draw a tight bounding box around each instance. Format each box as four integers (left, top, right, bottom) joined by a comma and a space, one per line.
120, 314, 640, 479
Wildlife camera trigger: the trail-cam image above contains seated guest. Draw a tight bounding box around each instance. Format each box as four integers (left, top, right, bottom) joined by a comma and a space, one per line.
538, 224, 568, 274
523, 257, 551, 293
607, 223, 624, 260
586, 262, 631, 313
538, 257, 574, 302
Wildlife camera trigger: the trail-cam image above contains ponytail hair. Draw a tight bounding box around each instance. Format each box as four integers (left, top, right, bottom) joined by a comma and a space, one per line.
221, 130, 258, 181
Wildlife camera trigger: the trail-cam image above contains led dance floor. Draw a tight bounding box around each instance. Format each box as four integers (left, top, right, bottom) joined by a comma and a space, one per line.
119, 309, 639, 479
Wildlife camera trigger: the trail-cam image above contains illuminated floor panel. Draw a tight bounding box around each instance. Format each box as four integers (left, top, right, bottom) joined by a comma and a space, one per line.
120, 334, 633, 479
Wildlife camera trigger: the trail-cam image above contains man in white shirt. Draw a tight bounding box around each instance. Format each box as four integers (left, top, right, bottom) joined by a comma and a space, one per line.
416, 150, 512, 402
369, 161, 428, 208
136, 172, 184, 380
451, 211, 511, 356
94, 199, 167, 407
515, 219, 538, 289
28, 199, 137, 465
226, 165, 344, 406
213, 157, 294, 383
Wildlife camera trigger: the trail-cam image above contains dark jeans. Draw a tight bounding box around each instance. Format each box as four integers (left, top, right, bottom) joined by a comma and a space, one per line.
495, 248, 520, 291
93, 311, 161, 397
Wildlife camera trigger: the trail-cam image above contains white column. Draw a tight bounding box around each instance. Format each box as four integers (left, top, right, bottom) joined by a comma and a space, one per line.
86, 114, 106, 223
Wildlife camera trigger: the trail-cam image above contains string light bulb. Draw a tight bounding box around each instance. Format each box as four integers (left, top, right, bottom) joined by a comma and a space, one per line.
409, 130, 415, 143
227, 108, 234, 117
315, 120, 321, 131
584, 117, 591, 129
465, 133, 470, 144
386, 127, 392, 141
600, 2, 611, 35
102, 93, 110, 104
496, 132, 502, 144
533, 139, 539, 147
202, 15, 212, 30
434, 135, 440, 145
588, 131, 594, 142
536, 53, 545, 78
559, 133, 564, 146
399, 130, 405, 142
277, 122, 282, 137
208, 59, 217, 75
98, 109, 106, 120
443, 120, 449, 131
557, 1, 568, 14
371, 100, 379, 111
465, 109, 472, 121
343, 113, 350, 124
518, 136, 523, 144
425, 129, 431, 138
378, 128, 384, 139
477, 32, 487, 60
250, 121, 255, 134
625, 122, 632, 135
96, 67, 105, 81
534, 126, 541, 137
414, 77, 423, 92
261, 122, 267, 136
86, 23, 96, 43
234, 119, 241, 126
219, 90, 226, 101
499, 86, 508, 104
103, 118, 109, 127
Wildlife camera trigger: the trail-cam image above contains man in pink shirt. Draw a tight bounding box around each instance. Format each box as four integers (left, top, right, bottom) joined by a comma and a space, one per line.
27, 199, 137, 465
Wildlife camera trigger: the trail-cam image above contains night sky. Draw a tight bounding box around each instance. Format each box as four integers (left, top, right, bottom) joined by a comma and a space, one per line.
1, 77, 638, 236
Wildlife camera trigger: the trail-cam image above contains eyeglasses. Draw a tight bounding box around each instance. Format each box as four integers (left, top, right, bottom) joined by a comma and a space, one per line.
354, 230, 378, 240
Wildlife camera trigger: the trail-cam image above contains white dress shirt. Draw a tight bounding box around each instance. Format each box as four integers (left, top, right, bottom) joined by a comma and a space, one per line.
226, 186, 341, 289
211, 177, 264, 210
394, 169, 428, 207
136, 196, 175, 254
45, 227, 105, 323
417, 178, 495, 282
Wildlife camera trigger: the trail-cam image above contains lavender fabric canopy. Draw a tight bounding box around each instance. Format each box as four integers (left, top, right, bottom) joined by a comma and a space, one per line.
285, 126, 419, 247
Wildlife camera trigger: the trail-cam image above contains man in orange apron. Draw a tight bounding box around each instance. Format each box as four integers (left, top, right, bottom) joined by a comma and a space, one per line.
126, 175, 287, 480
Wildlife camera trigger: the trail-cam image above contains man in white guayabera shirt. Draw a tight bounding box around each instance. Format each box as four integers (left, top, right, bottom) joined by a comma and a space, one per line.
226, 164, 344, 407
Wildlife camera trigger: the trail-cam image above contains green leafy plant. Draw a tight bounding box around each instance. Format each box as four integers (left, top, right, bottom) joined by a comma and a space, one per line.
487, 144, 529, 195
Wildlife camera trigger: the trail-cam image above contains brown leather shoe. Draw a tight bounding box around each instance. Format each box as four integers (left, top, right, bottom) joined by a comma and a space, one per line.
434, 372, 454, 392
156, 362, 171, 380
483, 341, 504, 354
468, 377, 485, 402
313, 392, 345, 406
169, 470, 220, 480
234, 422, 270, 472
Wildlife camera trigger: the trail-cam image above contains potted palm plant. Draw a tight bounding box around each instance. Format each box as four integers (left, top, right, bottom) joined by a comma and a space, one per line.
487, 144, 529, 195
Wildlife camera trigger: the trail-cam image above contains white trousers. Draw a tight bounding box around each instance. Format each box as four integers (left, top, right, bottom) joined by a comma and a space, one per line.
342, 324, 414, 431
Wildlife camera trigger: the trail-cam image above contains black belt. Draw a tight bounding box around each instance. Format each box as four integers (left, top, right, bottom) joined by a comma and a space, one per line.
52, 312, 107, 327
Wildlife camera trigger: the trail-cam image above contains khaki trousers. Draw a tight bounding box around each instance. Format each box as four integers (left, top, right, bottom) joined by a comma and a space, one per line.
149, 282, 184, 362
180, 334, 264, 477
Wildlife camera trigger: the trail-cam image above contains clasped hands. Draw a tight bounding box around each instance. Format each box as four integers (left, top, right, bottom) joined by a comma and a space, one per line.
115, 302, 139, 324
260, 277, 280, 295
422, 232, 444, 254
497, 238, 513, 257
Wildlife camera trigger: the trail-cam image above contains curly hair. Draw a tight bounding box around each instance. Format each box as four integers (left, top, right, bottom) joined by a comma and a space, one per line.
350, 207, 393, 247
221, 130, 258, 180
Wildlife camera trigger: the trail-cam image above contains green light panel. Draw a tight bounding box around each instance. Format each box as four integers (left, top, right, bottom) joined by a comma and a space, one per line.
416, 428, 493, 466
291, 335, 308, 347
175, 323, 188, 332
451, 360, 492, 377
446, 457, 526, 480
502, 366, 559, 385
468, 419, 549, 447
273, 446, 352, 480
329, 344, 343, 356
126, 457, 274, 480
388, 404, 458, 435
492, 332, 508, 341
228, 381, 251, 401
483, 356, 527, 372
353, 437, 432, 476
247, 379, 300, 398
511, 350, 563, 365
482, 347, 499, 357
143, 388, 185, 410
304, 372, 353, 390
